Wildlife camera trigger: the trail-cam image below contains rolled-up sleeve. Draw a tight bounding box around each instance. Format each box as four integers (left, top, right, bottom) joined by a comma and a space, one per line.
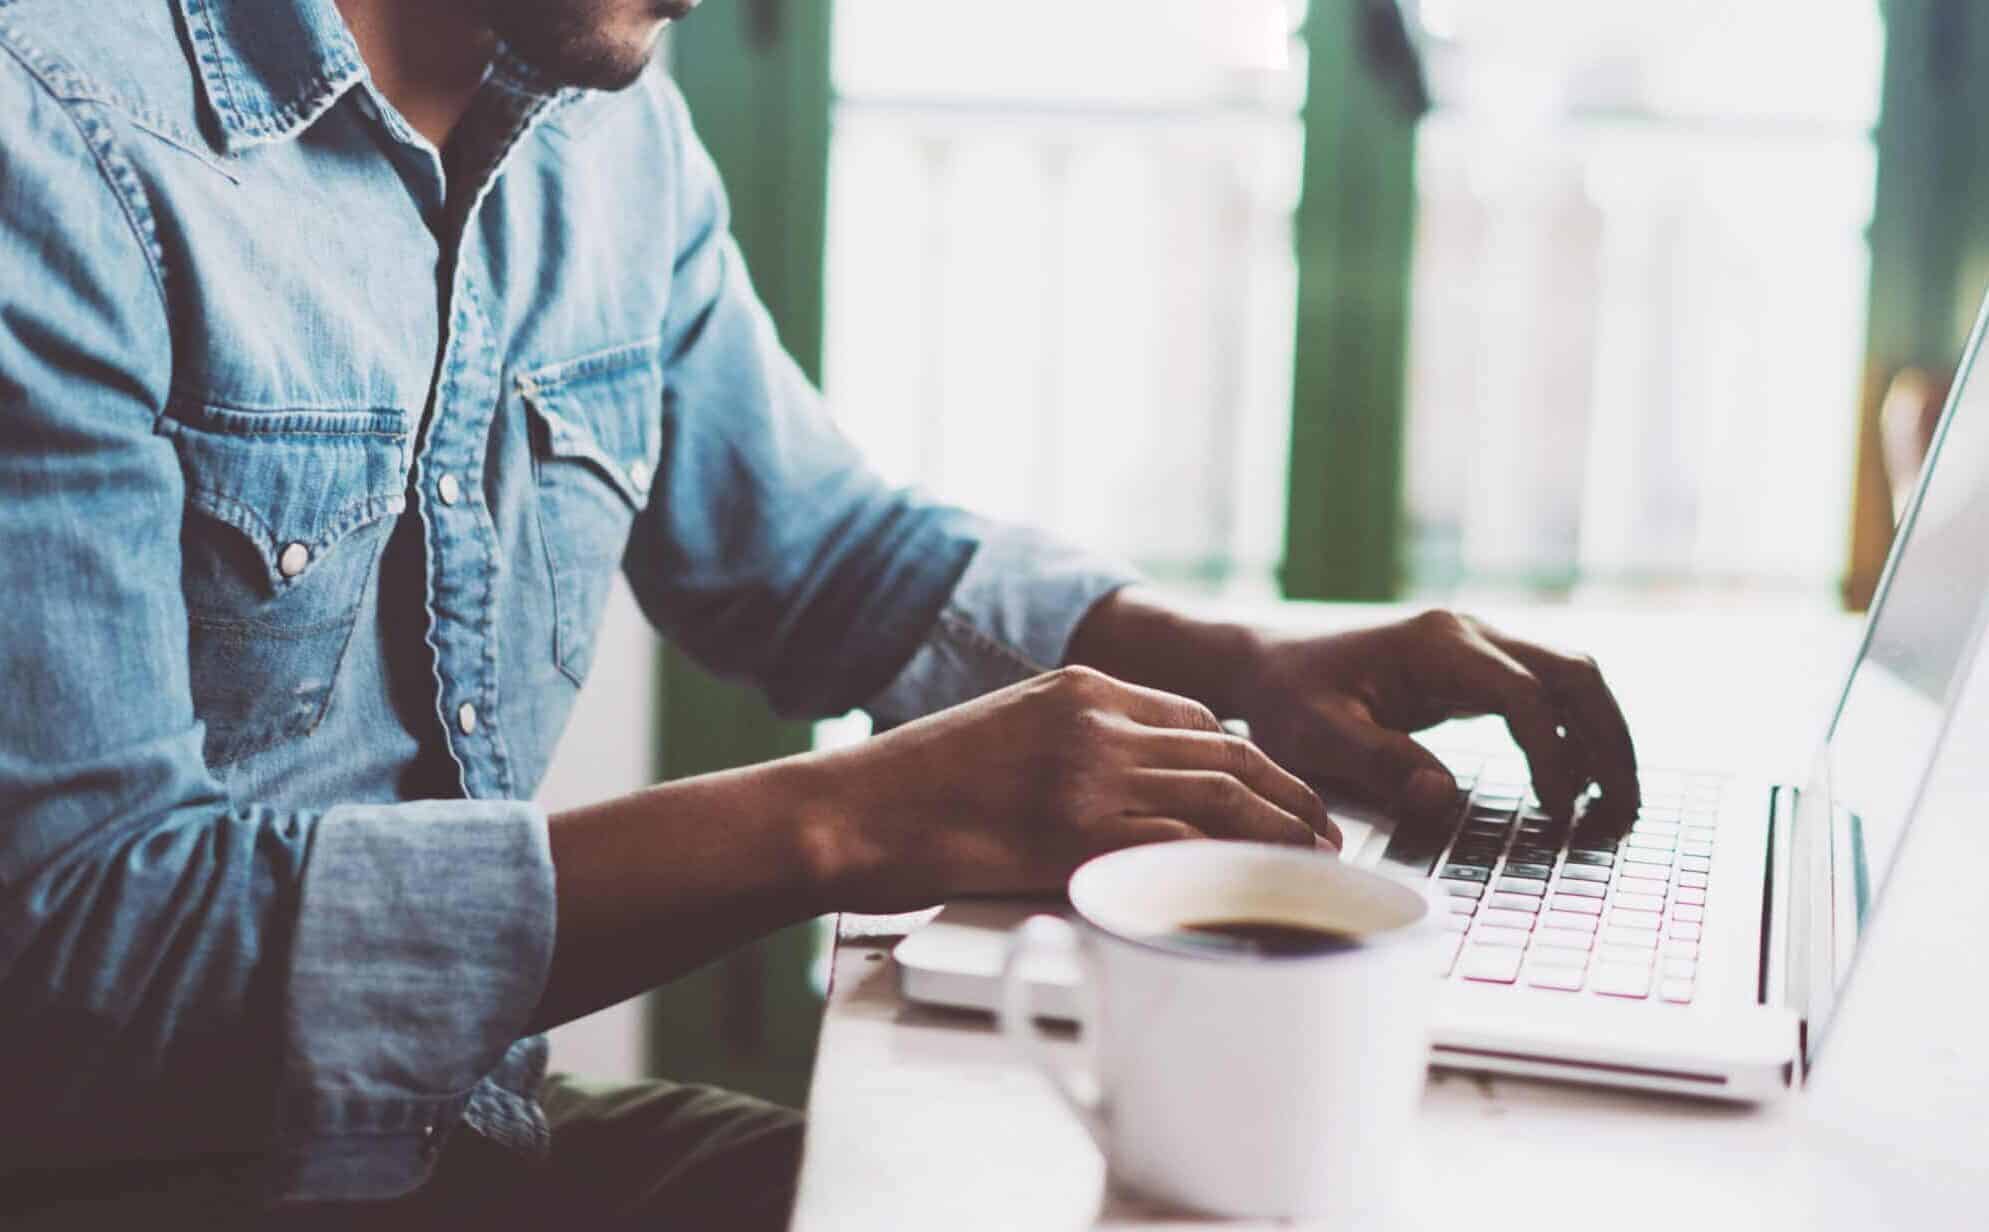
0, 61, 553, 1201
866, 520, 1138, 725
625, 81, 1137, 722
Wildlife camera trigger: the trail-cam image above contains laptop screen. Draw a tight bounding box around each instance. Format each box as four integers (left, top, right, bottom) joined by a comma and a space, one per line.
1800, 296, 1989, 1059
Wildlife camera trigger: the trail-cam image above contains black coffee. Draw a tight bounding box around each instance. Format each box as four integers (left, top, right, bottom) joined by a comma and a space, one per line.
1158, 918, 1359, 957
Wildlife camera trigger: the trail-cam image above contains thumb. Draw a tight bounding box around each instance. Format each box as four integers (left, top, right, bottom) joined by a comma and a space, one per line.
1309, 700, 1458, 819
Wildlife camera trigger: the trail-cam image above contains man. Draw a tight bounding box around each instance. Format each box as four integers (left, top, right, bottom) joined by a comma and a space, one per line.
0, 0, 1638, 1225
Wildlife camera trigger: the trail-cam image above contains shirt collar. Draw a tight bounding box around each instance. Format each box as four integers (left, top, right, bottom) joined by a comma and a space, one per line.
176, 0, 367, 153
177, 0, 583, 155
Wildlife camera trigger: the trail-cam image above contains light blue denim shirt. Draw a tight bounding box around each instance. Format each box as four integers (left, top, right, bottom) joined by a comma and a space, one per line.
0, 0, 1131, 1205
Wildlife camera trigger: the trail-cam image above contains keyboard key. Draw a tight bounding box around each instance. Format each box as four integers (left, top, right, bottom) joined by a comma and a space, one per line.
1631, 818, 1680, 834
1670, 922, 1703, 941
1681, 840, 1715, 857
1671, 904, 1704, 923
1487, 892, 1542, 913
1598, 943, 1655, 965
1559, 864, 1611, 883
1678, 855, 1713, 873
1439, 879, 1486, 899
1621, 849, 1674, 868
1527, 944, 1587, 966
1663, 957, 1698, 979
1616, 875, 1668, 897
1508, 845, 1559, 865
1443, 914, 1472, 932
1479, 908, 1538, 931
1660, 979, 1695, 1004
1472, 925, 1532, 948
1460, 947, 1523, 983
1553, 878, 1606, 898
1602, 926, 1659, 948
1614, 892, 1665, 913
1534, 927, 1594, 950
1593, 963, 1653, 998
1496, 877, 1548, 897
1564, 851, 1614, 867
1441, 864, 1491, 883
1609, 907, 1662, 929
1527, 964, 1585, 991
1503, 862, 1553, 880
1663, 938, 1699, 958
1675, 886, 1707, 906
1625, 833, 1675, 852
1541, 910, 1600, 932
1549, 894, 1603, 915
1684, 825, 1717, 842
1447, 896, 1478, 915
1677, 871, 1710, 889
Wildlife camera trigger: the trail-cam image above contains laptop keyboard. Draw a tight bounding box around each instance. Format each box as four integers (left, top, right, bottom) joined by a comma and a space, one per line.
1386, 758, 1721, 1004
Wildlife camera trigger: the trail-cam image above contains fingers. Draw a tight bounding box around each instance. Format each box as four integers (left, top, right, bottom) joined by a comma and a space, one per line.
1072, 668, 1225, 733
1292, 697, 1460, 820
1485, 634, 1641, 809
1435, 638, 1586, 813
1128, 727, 1341, 846
1123, 769, 1319, 848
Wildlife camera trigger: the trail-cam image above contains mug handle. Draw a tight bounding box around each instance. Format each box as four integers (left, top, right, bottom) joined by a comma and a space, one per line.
999, 914, 1107, 1149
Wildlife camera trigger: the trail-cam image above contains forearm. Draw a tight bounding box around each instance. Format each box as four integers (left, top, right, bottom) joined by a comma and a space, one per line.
1065, 586, 1263, 718
531, 756, 844, 1031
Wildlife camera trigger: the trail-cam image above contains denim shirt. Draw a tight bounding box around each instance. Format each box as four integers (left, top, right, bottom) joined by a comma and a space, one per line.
0, 0, 1130, 1204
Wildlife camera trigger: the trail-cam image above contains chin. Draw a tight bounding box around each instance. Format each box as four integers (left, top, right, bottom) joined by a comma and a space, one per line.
488, 0, 679, 92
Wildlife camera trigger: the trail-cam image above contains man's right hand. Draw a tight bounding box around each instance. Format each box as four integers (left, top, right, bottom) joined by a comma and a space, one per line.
802, 666, 1338, 913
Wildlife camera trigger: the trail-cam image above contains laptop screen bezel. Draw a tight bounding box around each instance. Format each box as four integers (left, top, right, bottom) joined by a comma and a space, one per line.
1793, 285, 1989, 1070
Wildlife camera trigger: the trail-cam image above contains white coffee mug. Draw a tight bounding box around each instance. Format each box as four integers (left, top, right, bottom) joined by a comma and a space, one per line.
999, 840, 1439, 1221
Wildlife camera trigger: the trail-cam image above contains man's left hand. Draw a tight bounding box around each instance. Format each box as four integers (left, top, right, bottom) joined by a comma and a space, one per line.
1068, 590, 1640, 823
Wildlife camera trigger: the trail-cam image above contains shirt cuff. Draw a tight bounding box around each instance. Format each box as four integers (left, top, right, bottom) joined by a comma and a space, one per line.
267, 799, 555, 1203
866, 520, 1140, 724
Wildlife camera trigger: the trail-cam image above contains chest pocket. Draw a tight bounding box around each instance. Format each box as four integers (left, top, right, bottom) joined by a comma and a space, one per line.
520, 341, 664, 686
159, 401, 411, 766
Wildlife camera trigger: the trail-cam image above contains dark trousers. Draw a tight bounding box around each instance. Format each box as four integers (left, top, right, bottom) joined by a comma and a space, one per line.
5, 1075, 806, 1231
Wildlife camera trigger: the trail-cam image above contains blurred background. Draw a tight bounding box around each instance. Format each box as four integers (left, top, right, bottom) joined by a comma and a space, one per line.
545, 0, 1989, 1102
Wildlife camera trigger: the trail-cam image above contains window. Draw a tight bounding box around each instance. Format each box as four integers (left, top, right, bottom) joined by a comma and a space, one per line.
1404, 0, 1885, 599
825, 0, 1309, 597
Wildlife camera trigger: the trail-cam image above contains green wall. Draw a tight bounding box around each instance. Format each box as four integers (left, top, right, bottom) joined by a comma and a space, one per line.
1281, 0, 1427, 602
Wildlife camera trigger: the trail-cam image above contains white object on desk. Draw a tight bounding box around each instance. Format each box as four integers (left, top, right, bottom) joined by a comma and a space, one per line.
997, 842, 1440, 1222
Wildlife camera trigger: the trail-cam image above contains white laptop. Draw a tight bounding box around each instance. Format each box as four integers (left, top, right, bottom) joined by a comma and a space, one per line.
894, 291, 1989, 1103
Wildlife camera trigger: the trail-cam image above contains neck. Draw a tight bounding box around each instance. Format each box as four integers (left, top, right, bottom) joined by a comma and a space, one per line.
336, 0, 495, 147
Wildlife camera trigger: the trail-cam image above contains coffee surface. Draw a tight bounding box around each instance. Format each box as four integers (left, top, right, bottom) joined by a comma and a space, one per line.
1158, 917, 1359, 957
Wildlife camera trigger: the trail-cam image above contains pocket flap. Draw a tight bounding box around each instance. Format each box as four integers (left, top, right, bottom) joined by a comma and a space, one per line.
518, 340, 663, 510
159, 401, 412, 590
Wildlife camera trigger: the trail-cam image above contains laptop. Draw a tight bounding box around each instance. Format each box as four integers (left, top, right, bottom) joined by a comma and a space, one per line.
893, 289, 1989, 1102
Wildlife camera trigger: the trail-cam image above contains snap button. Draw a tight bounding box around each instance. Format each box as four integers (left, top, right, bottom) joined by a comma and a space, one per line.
627, 459, 651, 494
278, 542, 310, 578
457, 702, 478, 735
437, 473, 462, 506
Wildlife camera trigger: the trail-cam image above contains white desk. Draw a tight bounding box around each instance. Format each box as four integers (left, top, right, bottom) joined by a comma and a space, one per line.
791, 602, 1989, 1230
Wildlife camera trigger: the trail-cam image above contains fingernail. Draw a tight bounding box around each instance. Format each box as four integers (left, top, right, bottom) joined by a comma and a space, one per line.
1406, 768, 1455, 816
